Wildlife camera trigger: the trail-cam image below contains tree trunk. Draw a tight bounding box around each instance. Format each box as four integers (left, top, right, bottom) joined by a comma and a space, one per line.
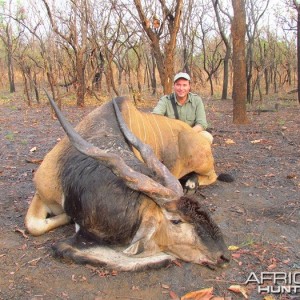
183, 47, 190, 75
133, 0, 182, 94
163, 43, 175, 94
212, 0, 231, 100
264, 43, 269, 95
246, 46, 253, 103
222, 49, 230, 100
231, 0, 248, 124
150, 49, 157, 95
6, 25, 16, 93
21, 70, 31, 106
76, 53, 85, 107
33, 73, 40, 104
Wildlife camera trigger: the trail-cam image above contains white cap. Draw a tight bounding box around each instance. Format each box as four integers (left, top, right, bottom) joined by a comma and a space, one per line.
174, 72, 191, 83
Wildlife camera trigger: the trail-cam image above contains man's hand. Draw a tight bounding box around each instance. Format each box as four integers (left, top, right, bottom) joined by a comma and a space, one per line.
192, 124, 204, 133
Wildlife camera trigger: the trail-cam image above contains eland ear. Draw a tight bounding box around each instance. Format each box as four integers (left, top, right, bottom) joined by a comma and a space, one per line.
123, 217, 158, 255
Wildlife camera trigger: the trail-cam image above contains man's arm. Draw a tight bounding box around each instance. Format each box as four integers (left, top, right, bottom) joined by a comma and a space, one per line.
194, 97, 208, 130
152, 96, 168, 115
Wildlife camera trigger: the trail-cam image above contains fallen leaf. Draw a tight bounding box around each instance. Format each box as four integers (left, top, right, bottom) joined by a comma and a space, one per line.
264, 173, 275, 177
30, 146, 37, 152
231, 253, 241, 259
225, 139, 235, 144
263, 295, 276, 300
170, 290, 180, 300
250, 139, 262, 144
181, 287, 214, 300
162, 284, 170, 289
228, 285, 248, 299
228, 245, 239, 251
267, 263, 277, 270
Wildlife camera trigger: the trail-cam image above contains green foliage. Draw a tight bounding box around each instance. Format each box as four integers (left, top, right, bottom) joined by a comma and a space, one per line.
0, 95, 11, 105
239, 236, 255, 248
5, 131, 14, 141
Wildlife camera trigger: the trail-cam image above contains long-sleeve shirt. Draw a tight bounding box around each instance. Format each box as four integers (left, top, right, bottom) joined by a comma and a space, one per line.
152, 92, 208, 129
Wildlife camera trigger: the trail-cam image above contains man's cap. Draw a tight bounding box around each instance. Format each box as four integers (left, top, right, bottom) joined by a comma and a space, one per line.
174, 72, 191, 83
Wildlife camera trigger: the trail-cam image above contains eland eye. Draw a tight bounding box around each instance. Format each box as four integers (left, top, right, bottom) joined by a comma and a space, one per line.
171, 219, 182, 225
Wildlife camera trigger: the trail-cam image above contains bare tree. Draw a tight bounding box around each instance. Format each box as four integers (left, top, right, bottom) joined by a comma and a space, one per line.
179, 0, 196, 75
133, 0, 183, 94
245, 0, 270, 102
231, 0, 248, 124
101, 9, 122, 97
3, 1, 64, 108
211, 0, 232, 100
142, 44, 157, 95
0, 0, 298, 109
199, 27, 223, 96
292, 0, 300, 103
0, 0, 19, 93
88, 2, 111, 94
42, 0, 91, 106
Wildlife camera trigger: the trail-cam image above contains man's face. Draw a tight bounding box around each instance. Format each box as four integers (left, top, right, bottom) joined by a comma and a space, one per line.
174, 78, 190, 99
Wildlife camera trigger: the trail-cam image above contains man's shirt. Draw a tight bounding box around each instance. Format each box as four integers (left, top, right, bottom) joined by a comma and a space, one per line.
152, 92, 208, 129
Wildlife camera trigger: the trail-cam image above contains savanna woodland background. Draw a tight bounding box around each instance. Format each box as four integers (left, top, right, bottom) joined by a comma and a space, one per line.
0, 0, 300, 300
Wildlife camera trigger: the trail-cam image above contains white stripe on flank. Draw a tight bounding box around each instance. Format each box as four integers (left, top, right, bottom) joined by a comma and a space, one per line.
165, 117, 176, 138
152, 115, 165, 152
145, 114, 158, 156
140, 112, 147, 142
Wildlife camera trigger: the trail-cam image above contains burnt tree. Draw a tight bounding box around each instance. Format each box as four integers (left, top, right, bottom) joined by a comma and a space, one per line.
231, 0, 248, 124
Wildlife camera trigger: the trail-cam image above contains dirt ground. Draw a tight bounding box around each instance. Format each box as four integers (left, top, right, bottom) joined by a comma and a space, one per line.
0, 92, 299, 300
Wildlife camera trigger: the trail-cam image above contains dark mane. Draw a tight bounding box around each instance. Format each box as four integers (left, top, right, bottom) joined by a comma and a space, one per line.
56, 100, 159, 245
176, 196, 223, 241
